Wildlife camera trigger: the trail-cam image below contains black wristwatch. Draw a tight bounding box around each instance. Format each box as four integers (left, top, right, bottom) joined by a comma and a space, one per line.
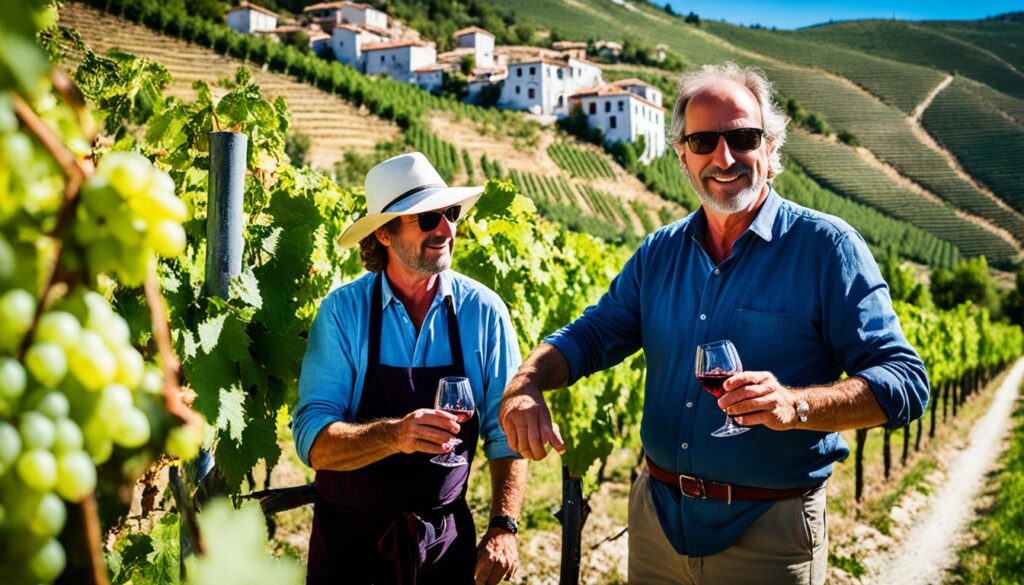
488, 515, 519, 534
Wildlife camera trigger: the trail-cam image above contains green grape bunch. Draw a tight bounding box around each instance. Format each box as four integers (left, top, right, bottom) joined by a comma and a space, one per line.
0, 3, 202, 581
74, 151, 188, 286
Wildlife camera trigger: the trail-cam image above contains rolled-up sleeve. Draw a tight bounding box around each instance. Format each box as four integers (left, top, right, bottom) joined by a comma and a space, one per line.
480, 300, 522, 460
821, 233, 930, 429
544, 241, 645, 385
292, 293, 356, 467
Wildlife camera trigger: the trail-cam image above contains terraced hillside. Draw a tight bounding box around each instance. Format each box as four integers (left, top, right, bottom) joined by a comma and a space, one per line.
502, 0, 1024, 266
797, 20, 1024, 100
58, 1, 399, 170
922, 78, 1024, 212
58, 1, 683, 243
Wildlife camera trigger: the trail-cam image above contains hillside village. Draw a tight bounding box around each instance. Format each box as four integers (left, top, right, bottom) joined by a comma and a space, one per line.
224, 0, 667, 162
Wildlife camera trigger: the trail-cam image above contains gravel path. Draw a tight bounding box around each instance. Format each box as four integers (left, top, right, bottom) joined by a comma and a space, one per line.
873, 357, 1024, 584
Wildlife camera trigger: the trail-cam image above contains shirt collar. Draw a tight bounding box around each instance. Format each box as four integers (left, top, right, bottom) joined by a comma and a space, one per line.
687, 186, 782, 245
380, 269, 453, 310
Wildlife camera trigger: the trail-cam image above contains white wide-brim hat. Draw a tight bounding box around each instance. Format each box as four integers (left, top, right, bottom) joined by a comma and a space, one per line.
338, 152, 484, 247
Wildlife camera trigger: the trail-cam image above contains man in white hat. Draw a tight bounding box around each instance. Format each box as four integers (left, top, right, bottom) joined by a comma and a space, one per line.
292, 152, 527, 585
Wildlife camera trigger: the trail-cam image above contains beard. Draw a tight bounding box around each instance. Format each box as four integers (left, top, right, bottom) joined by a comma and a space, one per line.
685, 161, 766, 214
391, 234, 452, 275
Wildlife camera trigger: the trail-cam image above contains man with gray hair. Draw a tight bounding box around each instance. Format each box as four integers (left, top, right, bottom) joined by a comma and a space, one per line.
499, 62, 928, 583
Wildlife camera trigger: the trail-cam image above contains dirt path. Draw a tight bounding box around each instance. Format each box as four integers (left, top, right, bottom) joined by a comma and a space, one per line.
912, 75, 953, 121
871, 357, 1024, 585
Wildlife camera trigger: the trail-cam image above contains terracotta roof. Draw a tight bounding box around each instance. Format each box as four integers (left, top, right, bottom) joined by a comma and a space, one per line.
362, 40, 429, 51
333, 23, 363, 32
454, 26, 495, 38
304, 1, 376, 11
228, 1, 279, 19
304, 1, 345, 10
255, 25, 305, 34
610, 78, 658, 91
415, 64, 449, 73
361, 24, 392, 36
552, 41, 588, 49
571, 86, 664, 111
309, 32, 331, 40
509, 57, 568, 68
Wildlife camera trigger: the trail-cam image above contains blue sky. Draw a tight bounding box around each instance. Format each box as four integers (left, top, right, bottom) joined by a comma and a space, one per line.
665, 1, 1024, 29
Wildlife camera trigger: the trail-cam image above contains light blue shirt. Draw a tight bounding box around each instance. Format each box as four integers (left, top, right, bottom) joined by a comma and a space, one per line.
545, 188, 929, 556
292, 270, 522, 467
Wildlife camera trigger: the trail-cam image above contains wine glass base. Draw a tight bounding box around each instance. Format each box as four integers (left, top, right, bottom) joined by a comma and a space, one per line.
429, 455, 468, 467
711, 425, 750, 438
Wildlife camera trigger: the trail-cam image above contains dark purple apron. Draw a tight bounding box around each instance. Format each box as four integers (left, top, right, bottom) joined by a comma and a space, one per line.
307, 273, 479, 585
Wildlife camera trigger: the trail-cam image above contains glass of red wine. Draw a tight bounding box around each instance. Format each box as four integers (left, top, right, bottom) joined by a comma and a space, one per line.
430, 376, 475, 467
695, 340, 750, 438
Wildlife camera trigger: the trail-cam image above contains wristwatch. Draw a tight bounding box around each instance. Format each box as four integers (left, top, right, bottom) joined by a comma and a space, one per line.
488, 515, 519, 535
796, 400, 809, 424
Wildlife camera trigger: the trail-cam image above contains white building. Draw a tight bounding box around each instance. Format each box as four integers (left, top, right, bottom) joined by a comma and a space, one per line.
609, 78, 663, 107
454, 26, 495, 68
552, 40, 588, 60
329, 24, 387, 72
310, 31, 332, 57
499, 57, 603, 116
304, 1, 388, 32
414, 64, 449, 93
571, 86, 666, 163
364, 41, 438, 85
225, 2, 279, 34
467, 66, 507, 101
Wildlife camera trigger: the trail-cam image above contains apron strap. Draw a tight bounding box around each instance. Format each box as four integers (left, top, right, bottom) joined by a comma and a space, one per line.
443, 295, 464, 375
369, 272, 384, 367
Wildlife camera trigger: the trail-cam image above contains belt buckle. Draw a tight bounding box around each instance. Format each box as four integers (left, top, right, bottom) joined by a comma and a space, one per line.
679, 474, 706, 499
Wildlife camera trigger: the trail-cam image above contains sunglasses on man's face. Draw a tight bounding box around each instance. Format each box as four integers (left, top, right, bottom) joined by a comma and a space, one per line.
405, 205, 462, 232
683, 128, 764, 155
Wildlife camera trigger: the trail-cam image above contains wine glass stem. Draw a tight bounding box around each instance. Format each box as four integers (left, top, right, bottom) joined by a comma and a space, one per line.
724, 414, 740, 430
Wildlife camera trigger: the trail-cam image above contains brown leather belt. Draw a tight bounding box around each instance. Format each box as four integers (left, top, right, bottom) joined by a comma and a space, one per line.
645, 456, 819, 505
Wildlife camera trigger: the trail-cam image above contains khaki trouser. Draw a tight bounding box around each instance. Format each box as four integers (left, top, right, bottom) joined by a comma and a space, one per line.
628, 467, 828, 585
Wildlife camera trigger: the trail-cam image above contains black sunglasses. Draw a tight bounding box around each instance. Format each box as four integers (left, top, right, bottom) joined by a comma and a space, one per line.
405, 205, 462, 232
683, 128, 764, 155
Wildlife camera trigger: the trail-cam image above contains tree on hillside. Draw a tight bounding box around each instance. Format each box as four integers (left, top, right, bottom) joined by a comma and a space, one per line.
931, 256, 1001, 314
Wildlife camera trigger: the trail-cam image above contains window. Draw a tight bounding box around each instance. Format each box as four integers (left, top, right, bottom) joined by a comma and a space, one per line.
589, 102, 596, 115
391, 54, 396, 62
517, 68, 523, 77
546, 68, 551, 78
610, 116, 617, 129
380, 55, 385, 63
557, 95, 564, 108
515, 86, 521, 95
557, 69, 563, 79
618, 100, 624, 112
528, 88, 535, 99
529, 66, 536, 75
604, 102, 610, 113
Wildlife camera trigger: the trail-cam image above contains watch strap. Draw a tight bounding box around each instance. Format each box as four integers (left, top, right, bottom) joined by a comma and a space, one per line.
488, 515, 519, 534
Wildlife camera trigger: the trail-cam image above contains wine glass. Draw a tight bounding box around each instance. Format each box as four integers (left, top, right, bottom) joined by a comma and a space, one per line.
695, 340, 749, 438
430, 376, 475, 467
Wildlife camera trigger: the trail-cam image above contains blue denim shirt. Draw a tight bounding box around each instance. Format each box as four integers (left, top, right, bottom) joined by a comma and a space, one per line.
292, 270, 522, 467
545, 188, 929, 556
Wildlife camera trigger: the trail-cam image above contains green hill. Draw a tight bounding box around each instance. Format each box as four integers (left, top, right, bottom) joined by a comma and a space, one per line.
64, 0, 1024, 268
796, 20, 1024, 100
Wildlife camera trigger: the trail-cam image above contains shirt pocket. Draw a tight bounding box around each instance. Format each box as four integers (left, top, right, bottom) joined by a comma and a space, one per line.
728, 309, 793, 373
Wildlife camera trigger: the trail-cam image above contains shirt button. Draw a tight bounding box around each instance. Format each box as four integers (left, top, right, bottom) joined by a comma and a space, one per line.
714, 269, 720, 275
681, 443, 689, 449
699, 314, 707, 321
686, 402, 693, 408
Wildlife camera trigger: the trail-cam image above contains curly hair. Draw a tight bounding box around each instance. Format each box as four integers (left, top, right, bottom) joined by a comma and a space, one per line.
669, 62, 788, 179
358, 218, 401, 273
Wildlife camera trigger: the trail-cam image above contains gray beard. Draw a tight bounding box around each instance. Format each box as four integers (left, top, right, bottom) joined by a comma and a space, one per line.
685, 163, 766, 214
391, 236, 452, 275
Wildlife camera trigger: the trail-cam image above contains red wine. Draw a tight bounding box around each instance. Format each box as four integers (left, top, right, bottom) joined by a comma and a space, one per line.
696, 373, 731, 399
444, 408, 475, 423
